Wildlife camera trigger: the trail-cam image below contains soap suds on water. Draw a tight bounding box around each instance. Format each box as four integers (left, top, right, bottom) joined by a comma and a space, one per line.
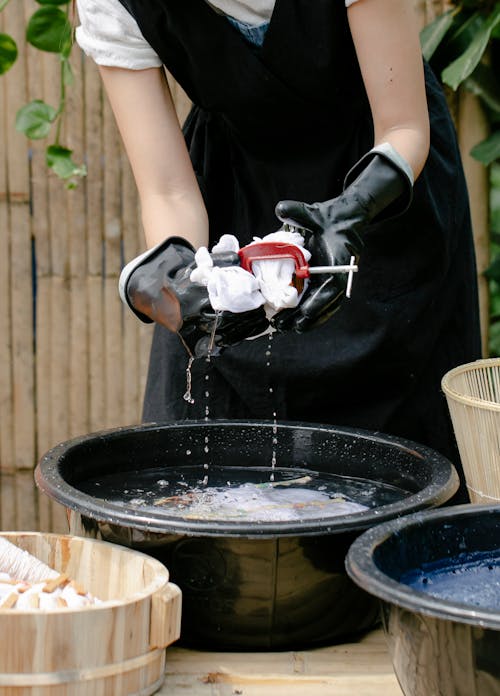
81, 466, 410, 524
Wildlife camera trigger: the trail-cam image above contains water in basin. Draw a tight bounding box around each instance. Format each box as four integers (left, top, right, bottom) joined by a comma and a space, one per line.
79, 465, 410, 523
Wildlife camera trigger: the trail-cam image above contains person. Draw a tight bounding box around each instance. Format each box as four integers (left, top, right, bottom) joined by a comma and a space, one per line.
75, 0, 481, 500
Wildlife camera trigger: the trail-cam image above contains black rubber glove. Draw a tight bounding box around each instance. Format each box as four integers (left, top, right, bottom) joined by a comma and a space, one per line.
119, 237, 269, 356
273, 151, 413, 333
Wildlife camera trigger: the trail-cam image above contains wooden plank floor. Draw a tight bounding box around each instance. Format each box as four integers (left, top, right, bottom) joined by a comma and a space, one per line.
160, 629, 403, 695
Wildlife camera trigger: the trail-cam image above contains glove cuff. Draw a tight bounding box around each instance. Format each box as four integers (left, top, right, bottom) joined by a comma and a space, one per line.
343, 142, 414, 220
119, 236, 195, 323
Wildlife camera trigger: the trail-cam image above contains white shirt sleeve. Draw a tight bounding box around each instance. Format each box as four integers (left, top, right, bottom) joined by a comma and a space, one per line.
75, 0, 162, 70
345, 0, 360, 6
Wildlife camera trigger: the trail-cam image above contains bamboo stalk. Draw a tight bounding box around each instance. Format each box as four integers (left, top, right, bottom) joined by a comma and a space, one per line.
5, 0, 35, 473
457, 90, 490, 357
122, 157, 143, 425
84, 58, 106, 432
0, 8, 14, 476
67, 45, 90, 438
103, 92, 124, 428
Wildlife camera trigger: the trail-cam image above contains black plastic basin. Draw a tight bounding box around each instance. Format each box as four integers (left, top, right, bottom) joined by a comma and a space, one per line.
346, 504, 500, 696
35, 420, 458, 650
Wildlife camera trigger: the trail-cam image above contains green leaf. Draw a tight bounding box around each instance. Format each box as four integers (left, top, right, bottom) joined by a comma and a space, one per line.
442, 5, 500, 90
26, 7, 71, 53
46, 144, 87, 184
447, 11, 484, 52
470, 131, 500, 166
15, 99, 57, 139
464, 63, 500, 119
0, 32, 17, 74
0, 0, 11, 12
485, 255, 500, 282
420, 10, 455, 61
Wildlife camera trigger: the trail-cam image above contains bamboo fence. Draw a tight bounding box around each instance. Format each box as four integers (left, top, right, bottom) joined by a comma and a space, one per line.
0, 0, 490, 534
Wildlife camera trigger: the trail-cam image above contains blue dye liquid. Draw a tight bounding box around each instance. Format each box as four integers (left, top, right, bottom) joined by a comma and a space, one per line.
400, 550, 500, 611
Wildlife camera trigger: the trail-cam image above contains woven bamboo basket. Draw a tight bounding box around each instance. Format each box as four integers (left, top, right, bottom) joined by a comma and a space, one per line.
442, 358, 500, 504
0, 532, 181, 696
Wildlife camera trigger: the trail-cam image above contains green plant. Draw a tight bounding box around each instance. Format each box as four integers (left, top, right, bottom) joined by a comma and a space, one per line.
421, 1, 500, 355
488, 162, 500, 353
0, 0, 86, 187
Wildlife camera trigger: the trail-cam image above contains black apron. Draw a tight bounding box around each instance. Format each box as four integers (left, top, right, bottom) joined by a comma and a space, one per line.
118, 0, 482, 495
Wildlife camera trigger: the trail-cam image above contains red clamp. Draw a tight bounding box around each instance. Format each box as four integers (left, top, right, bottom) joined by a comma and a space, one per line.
238, 241, 359, 298
238, 242, 311, 278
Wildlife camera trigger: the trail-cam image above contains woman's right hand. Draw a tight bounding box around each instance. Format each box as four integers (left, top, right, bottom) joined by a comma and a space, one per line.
119, 237, 269, 355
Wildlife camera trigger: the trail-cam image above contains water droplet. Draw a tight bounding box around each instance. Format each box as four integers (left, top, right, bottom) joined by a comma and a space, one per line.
182, 356, 195, 404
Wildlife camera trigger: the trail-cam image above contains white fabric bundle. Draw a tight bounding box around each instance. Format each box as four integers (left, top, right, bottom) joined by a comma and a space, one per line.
190, 230, 310, 318
0, 538, 101, 610
0, 572, 101, 610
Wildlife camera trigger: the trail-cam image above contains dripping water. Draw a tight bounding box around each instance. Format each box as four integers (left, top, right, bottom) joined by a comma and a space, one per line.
201, 309, 222, 485
183, 356, 195, 404
178, 310, 222, 486
266, 331, 278, 482
177, 332, 196, 405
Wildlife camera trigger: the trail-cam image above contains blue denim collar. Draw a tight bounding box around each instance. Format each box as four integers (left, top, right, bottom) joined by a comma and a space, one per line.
226, 16, 270, 48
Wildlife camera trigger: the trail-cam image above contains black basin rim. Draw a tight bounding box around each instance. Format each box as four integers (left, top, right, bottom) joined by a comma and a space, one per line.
35, 420, 459, 539
345, 503, 500, 630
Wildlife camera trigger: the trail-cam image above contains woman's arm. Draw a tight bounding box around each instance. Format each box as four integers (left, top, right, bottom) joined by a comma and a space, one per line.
98, 65, 208, 249
347, 0, 430, 180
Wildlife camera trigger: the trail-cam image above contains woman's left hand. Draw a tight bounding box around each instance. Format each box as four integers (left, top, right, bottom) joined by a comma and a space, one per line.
273, 151, 411, 333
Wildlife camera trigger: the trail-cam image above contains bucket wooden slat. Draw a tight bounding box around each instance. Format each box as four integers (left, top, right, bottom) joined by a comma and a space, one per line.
0, 533, 181, 695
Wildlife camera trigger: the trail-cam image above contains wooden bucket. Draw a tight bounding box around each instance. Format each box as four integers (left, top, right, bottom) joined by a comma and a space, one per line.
0, 532, 181, 696
442, 358, 500, 504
